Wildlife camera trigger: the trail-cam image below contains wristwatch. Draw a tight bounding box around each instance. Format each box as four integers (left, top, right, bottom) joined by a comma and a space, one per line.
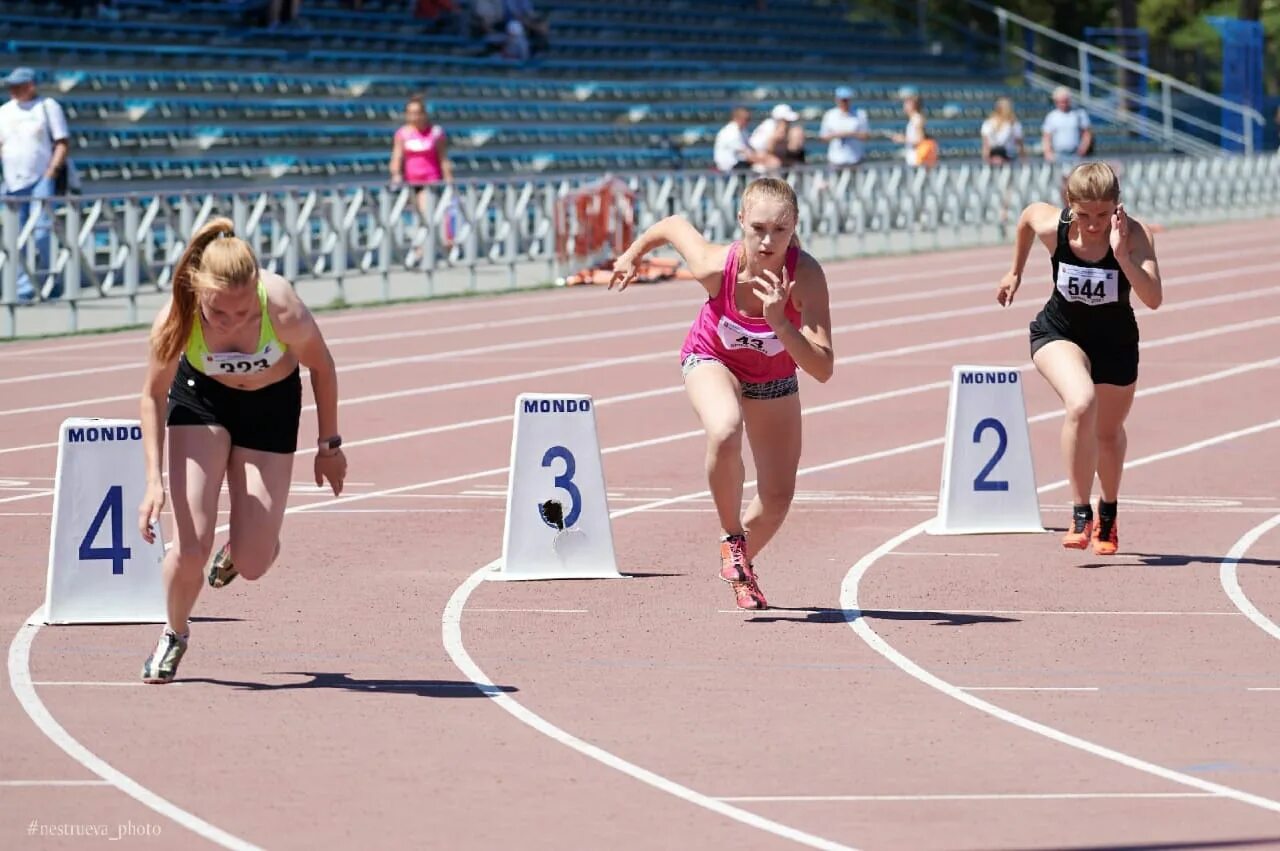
318, 435, 343, 453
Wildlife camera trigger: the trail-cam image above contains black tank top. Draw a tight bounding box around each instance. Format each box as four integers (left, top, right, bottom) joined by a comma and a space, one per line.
1042, 207, 1137, 344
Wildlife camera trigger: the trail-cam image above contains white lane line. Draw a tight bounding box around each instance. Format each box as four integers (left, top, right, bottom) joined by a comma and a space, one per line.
959, 687, 1100, 692
7, 623, 264, 851
842, 421, 1280, 815
442, 572, 857, 851
715, 792, 1220, 802
891, 551, 999, 557
3, 256, 1279, 423
0, 779, 112, 787
867, 608, 1244, 617
467, 609, 589, 614
1219, 513, 1280, 643
1246, 688, 1280, 692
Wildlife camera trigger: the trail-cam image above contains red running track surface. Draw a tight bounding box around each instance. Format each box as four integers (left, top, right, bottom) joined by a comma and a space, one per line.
2, 217, 1279, 850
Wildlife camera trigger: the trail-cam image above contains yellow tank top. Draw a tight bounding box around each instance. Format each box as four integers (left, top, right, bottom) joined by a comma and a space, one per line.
184, 280, 288, 376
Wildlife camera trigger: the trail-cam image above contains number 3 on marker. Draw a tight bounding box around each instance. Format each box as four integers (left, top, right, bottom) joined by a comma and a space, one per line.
972, 418, 1010, 492
79, 485, 132, 574
541, 446, 582, 528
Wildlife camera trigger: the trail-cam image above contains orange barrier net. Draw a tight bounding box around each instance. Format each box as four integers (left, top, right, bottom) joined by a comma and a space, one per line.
555, 176, 689, 286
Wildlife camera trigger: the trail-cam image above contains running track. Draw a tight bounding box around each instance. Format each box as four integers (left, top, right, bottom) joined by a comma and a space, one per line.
2, 217, 1279, 850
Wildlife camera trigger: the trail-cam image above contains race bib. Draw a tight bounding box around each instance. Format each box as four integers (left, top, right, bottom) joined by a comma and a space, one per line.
1056, 263, 1118, 306
203, 342, 285, 376
717, 315, 785, 357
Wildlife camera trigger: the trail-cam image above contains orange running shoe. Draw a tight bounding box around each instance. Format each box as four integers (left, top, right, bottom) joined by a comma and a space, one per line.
718, 533, 751, 583
1062, 513, 1093, 549
1092, 514, 1118, 556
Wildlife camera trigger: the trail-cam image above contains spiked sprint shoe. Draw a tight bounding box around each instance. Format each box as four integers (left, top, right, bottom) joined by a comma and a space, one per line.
141, 628, 188, 684
208, 541, 237, 588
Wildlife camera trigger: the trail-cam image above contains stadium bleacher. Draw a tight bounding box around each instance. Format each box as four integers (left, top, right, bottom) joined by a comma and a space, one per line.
2, 0, 1161, 190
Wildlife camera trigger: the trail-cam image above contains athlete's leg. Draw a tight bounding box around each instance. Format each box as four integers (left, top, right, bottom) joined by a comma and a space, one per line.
1033, 340, 1097, 506
224, 447, 295, 581
683, 359, 747, 537
163, 425, 231, 633
740, 389, 802, 561
1094, 382, 1136, 503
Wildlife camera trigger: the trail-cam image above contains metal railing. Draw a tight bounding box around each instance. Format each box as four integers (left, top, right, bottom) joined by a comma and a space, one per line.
866, 0, 1267, 155
4, 153, 1279, 337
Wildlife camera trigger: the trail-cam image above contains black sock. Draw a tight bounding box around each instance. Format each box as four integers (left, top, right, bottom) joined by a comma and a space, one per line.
1098, 500, 1117, 521
1073, 503, 1093, 521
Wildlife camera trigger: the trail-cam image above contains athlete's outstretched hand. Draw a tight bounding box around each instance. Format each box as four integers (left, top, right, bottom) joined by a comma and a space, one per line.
138, 481, 165, 544
315, 449, 347, 497
1109, 203, 1130, 256
608, 254, 637, 291
996, 271, 1021, 307
747, 266, 794, 326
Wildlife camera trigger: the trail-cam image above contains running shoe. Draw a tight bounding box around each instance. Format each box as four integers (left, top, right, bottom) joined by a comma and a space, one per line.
718, 533, 751, 583
1092, 514, 1119, 556
1062, 513, 1093, 550
141, 628, 188, 684
208, 541, 237, 588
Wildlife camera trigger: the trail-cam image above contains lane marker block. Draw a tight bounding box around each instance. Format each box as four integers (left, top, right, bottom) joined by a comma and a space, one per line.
929, 366, 1045, 535
43, 418, 167, 624
493, 394, 622, 581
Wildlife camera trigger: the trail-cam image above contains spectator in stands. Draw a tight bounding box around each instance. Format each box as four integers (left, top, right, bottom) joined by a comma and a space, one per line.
890, 92, 926, 166
390, 95, 455, 253
818, 86, 870, 171
1041, 86, 1091, 171
981, 97, 1024, 165
0, 67, 68, 302
750, 104, 798, 173
505, 0, 549, 55
714, 106, 766, 173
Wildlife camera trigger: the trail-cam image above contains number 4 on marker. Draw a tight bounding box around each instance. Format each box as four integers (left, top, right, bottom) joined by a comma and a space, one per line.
79, 485, 132, 574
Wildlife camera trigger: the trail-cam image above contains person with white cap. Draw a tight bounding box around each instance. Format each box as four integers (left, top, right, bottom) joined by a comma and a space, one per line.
0, 67, 69, 302
819, 85, 870, 170
749, 104, 799, 173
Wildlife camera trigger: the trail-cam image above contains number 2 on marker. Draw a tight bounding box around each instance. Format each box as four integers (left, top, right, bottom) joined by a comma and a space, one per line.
541, 445, 582, 528
79, 485, 132, 574
972, 418, 1010, 492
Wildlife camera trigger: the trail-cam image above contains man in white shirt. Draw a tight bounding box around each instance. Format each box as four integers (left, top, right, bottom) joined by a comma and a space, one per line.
713, 106, 758, 173
0, 67, 68, 301
1041, 86, 1092, 169
818, 86, 869, 169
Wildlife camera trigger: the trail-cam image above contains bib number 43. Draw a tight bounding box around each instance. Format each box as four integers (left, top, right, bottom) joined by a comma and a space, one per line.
79, 485, 132, 574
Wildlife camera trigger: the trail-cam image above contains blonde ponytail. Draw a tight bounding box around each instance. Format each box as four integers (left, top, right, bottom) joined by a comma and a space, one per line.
151, 217, 258, 362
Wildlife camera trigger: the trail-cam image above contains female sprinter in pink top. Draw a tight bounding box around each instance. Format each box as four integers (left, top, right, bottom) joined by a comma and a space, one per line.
610, 177, 834, 609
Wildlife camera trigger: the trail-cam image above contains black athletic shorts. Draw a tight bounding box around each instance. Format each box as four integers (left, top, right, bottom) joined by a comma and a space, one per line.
166, 355, 303, 454
1029, 311, 1138, 387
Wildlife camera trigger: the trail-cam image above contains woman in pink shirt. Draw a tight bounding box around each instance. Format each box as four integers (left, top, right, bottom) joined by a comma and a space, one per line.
389, 95, 455, 248
609, 178, 835, 610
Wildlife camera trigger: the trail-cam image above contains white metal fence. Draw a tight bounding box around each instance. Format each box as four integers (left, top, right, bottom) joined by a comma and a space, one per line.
4, 154, 1279, 337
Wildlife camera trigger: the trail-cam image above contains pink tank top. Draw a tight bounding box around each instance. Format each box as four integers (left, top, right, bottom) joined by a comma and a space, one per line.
679, 241, 803, 384
396, 123, 445, 184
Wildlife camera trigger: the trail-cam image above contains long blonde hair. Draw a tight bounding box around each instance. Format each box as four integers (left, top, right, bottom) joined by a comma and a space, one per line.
1065, 161, 1120, 205
988, 97, 1015, 131
152, 217, 259, 362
